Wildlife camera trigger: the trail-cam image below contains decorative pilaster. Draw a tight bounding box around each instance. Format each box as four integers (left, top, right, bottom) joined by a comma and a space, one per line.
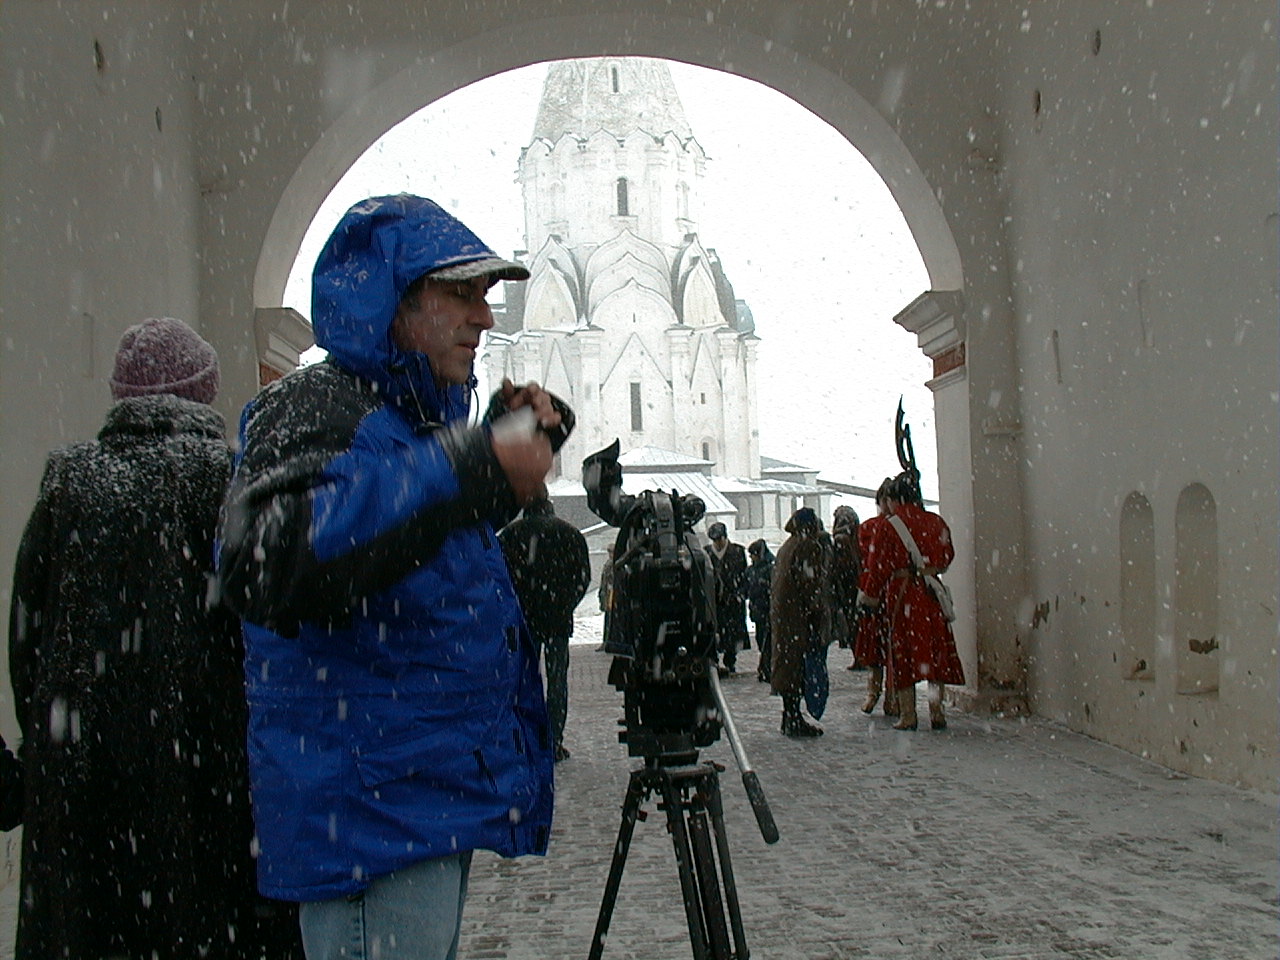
715, 327, 745, 478
665, 324, 693, 451
742, 335, 761, 479
895, 288, 1029, 718
253, 307, 313, 385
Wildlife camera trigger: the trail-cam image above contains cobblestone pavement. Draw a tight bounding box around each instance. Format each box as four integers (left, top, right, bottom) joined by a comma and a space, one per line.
460, 629, 1277, 960
0, 626, 1272, 959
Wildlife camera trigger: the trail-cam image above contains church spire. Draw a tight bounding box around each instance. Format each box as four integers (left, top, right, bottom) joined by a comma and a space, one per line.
518, 57, 706, 258
531, 58, 694, 144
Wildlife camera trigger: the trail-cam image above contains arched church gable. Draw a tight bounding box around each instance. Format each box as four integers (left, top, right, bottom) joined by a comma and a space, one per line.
672, 234, 711, 288
519, 138, 552, 170
547, 132, 587, 159
581, 128, 641, 153
678, 257, 730, 329
524, 262, 581, 332
585, 230, 670, 292
529, 235, 582, 285
528, 236, 582, 296
587, 254, 672, 314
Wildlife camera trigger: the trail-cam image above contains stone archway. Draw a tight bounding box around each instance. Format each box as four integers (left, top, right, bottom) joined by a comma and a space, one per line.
251, 14, 964, 310
244, 13, 1001, 709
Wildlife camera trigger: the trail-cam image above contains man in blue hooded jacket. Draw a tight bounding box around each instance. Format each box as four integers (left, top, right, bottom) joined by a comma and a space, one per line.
218, 195, 563, 960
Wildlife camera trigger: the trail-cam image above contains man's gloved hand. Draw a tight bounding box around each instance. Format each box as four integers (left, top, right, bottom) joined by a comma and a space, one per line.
485, 379, 575, 452
487, 379, 576, 506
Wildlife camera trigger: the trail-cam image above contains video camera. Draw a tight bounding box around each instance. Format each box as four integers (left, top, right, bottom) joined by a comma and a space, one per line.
583, 440, 720, 762
582, 441, 778, 960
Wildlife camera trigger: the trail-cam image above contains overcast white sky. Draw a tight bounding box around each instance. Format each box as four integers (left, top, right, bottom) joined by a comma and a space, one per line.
285, 60, 937, 498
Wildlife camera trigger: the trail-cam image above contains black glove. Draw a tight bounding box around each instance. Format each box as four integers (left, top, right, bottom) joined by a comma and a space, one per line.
485, 388, 576, 453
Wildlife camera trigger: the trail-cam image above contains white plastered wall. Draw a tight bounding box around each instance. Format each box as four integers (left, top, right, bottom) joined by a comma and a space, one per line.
994, 3, 1278, 786
1, 1, 1274, 806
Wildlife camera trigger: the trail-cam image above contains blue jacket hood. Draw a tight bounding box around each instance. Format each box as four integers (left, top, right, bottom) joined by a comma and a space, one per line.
311, 194, 500, 421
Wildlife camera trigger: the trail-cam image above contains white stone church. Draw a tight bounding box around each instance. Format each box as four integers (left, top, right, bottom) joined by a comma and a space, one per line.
483, 58, 830, 540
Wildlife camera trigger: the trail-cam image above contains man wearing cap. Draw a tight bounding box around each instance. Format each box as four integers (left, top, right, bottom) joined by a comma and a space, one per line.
218, 195, 565, 959
11, 318, 301, 959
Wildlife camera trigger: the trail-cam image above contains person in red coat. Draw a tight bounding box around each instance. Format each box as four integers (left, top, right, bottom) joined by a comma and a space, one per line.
853, 479, 898, 717
857, 473, 964, 730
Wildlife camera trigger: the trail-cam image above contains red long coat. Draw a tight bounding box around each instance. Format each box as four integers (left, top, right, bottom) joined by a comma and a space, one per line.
852, 515, 890, 668
859, 503, 965, 689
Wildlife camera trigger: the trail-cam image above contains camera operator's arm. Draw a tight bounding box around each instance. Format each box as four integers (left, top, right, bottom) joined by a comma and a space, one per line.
218, 367, 527, 632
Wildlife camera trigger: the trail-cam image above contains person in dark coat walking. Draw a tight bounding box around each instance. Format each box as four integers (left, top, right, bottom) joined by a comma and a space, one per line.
500, 495, 592, 761
8, 318, 301, 960
744, 539, 775, 683
829, 505, 862, 667
705, 521, 749, 675
770, 507, 831, 737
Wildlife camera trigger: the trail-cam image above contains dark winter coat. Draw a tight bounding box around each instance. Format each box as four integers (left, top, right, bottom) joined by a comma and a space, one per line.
743, 544, 775, 626
830, 511, 861, 647
217, 197, 553, 902
0, 734, 21, 832
769, 520, 831, 697
706, 539, 750, 647
9, 394, 300, 960
499, 503, 592, 639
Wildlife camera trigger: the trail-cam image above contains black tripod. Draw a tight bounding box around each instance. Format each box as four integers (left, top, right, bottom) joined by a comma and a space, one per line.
588, 669, 777, 960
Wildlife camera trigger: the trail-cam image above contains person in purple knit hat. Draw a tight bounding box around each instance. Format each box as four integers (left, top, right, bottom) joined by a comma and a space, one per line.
10, 317, 302, 960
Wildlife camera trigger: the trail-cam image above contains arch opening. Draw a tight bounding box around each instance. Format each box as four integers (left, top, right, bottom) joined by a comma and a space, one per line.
263, 43, 964, 504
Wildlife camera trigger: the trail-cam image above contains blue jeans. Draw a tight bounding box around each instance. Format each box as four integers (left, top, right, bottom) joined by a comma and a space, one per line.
299, 851, 473, 960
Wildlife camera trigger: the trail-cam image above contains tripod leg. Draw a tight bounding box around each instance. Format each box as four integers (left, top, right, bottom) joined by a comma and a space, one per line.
657, 771, 711, 960
687, 801, 733, 958
704, 772, 750, 959
588, 771, 649, 960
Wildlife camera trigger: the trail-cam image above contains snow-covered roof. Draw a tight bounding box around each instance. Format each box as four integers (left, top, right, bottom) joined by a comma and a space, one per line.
760, 455, 809, 471
619, 471, 735, 515
713, 475, 827, 495
617, 445, 712, 471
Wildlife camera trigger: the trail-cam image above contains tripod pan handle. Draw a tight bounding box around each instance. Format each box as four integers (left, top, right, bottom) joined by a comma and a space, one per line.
742, 770, 779, 844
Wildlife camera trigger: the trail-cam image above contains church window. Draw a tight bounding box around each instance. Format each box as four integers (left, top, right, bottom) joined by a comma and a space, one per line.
611, 66, 620, 93
629, 382, 643, 431
616, 178, 630, 217
700, 392, 706, 404
701, 442, 710, 460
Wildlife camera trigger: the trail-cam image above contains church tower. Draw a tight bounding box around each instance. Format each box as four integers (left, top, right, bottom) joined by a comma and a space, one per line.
485, 57, 761, 482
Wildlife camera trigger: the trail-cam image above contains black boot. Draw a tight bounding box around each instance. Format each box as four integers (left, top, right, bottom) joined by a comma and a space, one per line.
781, 695, 823, 738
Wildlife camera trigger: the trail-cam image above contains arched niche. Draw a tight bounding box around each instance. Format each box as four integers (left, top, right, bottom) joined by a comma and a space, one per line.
1119, 492, 1155, 681
1174, 483, 1219, 696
